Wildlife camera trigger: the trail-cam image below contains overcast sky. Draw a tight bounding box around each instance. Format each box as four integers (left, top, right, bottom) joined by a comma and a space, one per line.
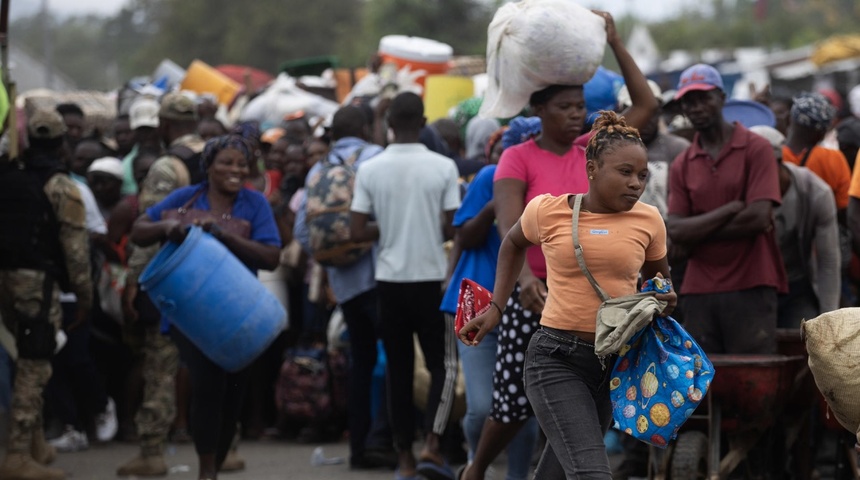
15, 0, 693, 22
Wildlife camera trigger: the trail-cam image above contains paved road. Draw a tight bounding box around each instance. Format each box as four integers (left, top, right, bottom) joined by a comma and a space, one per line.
3, 439, 505, 480
4, 439, 404, 480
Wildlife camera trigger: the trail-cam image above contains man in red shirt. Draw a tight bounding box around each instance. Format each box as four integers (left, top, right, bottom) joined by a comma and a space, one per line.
667, 64, 788, 354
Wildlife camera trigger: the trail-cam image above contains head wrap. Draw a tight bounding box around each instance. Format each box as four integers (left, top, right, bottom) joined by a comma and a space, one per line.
791, 92, 836, 132
503, 116, 542, 149
231, 121, 262, 148
465, 117, 500, 159
200, 134, 254, 179
452, 97, 483, 138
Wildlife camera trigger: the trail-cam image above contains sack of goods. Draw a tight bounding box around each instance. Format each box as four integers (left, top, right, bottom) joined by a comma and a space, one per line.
480, 0, 606, 119
803, 308, 860, 445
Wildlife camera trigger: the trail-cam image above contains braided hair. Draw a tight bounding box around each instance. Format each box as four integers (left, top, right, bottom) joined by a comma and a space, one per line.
585, 110, 645, 164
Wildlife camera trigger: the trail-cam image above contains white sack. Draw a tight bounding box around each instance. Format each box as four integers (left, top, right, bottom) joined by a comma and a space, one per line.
480, 0, 606, 118
239, 73, 339, 127
803, 308, 860, 445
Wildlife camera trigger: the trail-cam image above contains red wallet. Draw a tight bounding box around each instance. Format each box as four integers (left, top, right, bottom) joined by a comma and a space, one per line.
455, 279, 494, 342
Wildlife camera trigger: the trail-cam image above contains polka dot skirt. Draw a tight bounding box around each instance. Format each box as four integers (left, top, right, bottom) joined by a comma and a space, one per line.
490, 283, 541, 423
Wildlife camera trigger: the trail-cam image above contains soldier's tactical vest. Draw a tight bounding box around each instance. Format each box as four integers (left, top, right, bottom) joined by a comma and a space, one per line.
0, 158, 70, 289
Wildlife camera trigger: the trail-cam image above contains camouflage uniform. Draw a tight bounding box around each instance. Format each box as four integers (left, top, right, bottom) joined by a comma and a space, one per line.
125, 132, 201, 455
0, 173, 91, 454
134, 327, 179, 455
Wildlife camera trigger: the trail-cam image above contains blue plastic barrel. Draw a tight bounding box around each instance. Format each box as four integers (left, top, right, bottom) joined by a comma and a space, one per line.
139, 226, 287, 371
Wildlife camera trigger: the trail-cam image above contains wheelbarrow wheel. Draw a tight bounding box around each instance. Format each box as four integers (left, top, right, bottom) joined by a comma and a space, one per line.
670, 431, 709, 480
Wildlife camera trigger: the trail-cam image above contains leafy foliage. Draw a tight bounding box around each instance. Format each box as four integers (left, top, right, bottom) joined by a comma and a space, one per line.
9, 0, 860, 91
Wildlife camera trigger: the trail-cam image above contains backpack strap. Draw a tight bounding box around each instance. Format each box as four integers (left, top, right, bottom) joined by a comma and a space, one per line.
327, 145, 366, 167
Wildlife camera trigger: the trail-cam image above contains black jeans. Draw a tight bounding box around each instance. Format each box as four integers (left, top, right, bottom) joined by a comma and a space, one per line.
341, 288, 383, 458
172, 329, 249, 467
45, 302, 108, 432
377, 281, 457, 451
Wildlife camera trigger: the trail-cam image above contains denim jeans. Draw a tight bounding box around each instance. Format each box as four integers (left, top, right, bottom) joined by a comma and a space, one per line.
525, 327, 614, 479
457, 326, 538, 480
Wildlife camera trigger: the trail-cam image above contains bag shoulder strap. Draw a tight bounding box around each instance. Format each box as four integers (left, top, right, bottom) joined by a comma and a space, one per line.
571, 194, 611, 302
799, 147, 814, 167
177, 188, 206, 213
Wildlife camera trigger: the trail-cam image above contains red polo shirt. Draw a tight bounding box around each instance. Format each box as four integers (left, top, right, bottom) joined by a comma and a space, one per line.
668, 123, 787, 295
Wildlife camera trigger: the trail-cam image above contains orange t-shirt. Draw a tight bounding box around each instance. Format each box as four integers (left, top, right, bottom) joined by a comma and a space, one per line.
520, 194, 667, 333
783, 146, 850, 209
847, 150, 860, 200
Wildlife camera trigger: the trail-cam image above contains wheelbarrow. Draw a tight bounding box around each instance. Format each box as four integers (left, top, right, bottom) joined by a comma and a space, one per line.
648, 353, 807, 480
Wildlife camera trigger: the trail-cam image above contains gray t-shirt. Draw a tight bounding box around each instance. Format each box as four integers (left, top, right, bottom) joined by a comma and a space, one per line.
776, 184, 806, 282
640, 132, 691, 219
351, 143, 461, 282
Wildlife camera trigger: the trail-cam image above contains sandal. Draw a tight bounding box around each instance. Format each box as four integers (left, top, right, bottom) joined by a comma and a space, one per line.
416, 459, 455, 480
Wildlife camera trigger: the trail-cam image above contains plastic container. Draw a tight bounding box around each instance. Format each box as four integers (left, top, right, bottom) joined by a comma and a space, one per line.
152, 59, 187, 90
722, 99, 776, 128
180, 60, 242, 106
139, 226, 287, 372
378, 35, 453, 85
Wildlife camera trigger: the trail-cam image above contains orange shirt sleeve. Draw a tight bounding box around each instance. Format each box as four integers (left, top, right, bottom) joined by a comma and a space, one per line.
824, 149, 851, 209
644, 208, 668, 261
520, 194, 545, 245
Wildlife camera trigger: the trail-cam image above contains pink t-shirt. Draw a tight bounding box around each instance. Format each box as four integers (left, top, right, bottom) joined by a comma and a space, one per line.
494, 133, 591, 278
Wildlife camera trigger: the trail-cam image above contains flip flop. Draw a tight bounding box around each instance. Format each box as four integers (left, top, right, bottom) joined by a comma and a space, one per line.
416, 460, 455, 480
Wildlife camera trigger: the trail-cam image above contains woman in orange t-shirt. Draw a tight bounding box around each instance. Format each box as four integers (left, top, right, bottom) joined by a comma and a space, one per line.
459, 112, 676, 479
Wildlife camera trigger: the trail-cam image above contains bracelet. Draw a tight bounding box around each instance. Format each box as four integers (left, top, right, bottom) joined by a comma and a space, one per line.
489, 301, 504, 317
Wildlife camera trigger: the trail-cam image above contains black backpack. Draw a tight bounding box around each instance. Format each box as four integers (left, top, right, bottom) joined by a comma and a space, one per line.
168, 144, 205, 185
0, 159, 70, 289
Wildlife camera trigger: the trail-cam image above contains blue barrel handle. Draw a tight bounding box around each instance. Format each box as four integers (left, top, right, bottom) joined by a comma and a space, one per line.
156, 296, 176, 313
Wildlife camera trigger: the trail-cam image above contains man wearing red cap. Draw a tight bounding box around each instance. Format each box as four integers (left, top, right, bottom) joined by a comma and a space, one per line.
666, 64, 787, 354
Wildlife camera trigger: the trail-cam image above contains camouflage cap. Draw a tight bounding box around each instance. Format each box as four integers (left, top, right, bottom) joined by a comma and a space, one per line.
159, 92, 198, 121
28, 109, 68, 139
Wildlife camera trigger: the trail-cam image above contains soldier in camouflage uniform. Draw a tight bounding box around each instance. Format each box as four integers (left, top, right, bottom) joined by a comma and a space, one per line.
0, 111, 92, 480
117, 93, 202, 477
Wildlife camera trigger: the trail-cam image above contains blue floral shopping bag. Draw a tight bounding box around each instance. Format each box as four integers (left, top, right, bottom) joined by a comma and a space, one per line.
609, 314, 715, 448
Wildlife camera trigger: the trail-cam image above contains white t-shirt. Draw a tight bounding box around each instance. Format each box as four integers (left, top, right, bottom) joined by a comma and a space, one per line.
74, 179, 107, 235
60, 179, 106, 303
351, 143, 460, 282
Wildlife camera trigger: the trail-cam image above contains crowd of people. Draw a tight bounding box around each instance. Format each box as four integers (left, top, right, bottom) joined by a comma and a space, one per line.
1, 10, 860, 480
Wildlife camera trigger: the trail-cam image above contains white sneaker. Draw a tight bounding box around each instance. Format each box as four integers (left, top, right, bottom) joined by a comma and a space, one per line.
49, 426, 89, 452
96, 397, 118, 442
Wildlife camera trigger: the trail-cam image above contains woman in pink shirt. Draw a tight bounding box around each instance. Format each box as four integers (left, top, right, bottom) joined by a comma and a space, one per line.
458, 11, 659, 480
